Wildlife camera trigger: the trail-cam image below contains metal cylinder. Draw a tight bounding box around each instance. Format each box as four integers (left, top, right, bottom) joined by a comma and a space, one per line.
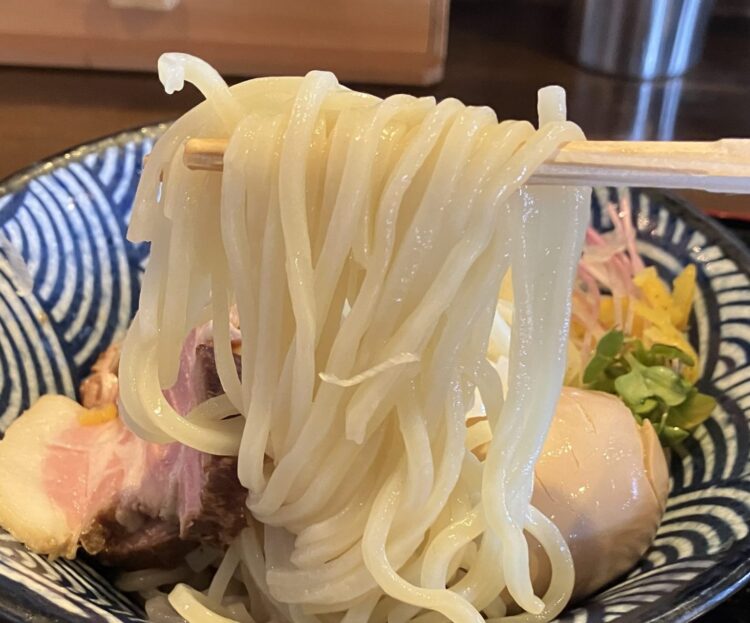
566, 0, 715, 79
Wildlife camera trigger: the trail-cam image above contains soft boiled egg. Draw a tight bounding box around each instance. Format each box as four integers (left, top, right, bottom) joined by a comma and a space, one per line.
468, 386, 668, 603
532, 387, 669, 601
467, 296, 670, 604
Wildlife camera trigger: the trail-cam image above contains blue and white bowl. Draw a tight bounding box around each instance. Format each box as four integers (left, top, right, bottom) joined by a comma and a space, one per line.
0, 127, 749, 622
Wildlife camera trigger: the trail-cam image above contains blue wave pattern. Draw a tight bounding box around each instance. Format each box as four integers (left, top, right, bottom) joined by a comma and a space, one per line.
0, 132, 748, 623
557, 187, 750, 623
0, 129, 156, 622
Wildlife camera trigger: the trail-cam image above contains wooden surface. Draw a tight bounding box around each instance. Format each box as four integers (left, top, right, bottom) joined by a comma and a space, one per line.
0, 0, 448, 85
1, 1, 750, 218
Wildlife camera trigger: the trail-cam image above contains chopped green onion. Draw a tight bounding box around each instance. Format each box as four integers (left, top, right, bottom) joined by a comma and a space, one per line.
582, 329, 715, 448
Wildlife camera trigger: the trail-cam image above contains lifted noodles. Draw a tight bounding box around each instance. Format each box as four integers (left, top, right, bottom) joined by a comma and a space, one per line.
119, 53, 590, 623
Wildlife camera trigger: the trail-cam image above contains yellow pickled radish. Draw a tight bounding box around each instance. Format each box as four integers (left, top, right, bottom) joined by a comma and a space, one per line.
671, 264, 697, 331
634, 266, 672, 313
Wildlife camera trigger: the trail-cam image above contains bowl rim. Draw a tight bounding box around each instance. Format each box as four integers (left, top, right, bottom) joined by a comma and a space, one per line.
0, 125, 749, 623
0, 122, 169, 223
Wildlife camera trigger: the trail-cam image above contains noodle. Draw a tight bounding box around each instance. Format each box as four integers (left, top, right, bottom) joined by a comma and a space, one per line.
116, 566, 193, 593
120, 53, 590, 623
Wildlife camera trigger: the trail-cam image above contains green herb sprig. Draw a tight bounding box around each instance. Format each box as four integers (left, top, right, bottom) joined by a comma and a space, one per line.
583, 329, 716, 448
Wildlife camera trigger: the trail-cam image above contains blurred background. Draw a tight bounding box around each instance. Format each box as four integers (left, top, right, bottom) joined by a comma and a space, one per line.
0, 0, 749, 216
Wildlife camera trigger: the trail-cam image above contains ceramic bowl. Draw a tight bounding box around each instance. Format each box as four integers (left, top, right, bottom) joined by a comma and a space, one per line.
0, 127, 748, 622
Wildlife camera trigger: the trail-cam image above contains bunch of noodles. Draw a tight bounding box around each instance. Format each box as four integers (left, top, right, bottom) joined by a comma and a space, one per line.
118, 53, 590, 623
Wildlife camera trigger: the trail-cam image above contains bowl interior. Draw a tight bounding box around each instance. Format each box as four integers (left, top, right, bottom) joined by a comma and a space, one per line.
0, 128, 749, 623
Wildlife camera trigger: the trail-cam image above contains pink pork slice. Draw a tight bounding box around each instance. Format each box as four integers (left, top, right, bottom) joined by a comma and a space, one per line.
0, 333, 246, 568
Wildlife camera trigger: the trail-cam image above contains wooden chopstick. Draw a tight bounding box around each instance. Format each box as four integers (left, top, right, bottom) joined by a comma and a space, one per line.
182, 138, 750, 194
